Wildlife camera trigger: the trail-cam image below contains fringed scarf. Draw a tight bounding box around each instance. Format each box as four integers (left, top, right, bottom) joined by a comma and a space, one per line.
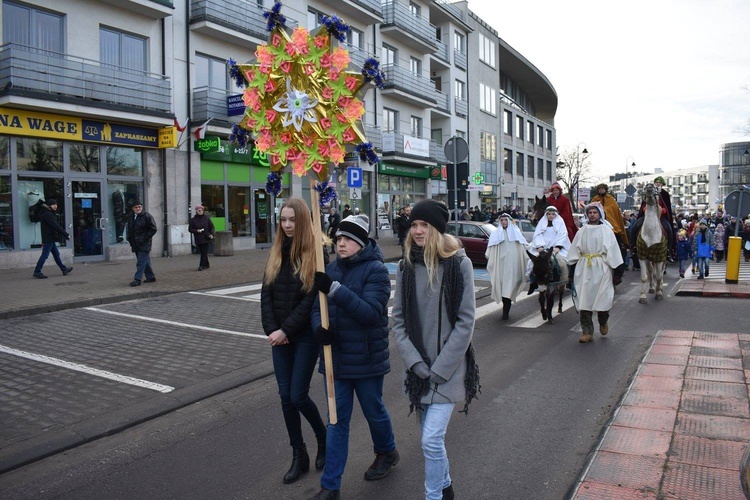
402, 243, 481, 418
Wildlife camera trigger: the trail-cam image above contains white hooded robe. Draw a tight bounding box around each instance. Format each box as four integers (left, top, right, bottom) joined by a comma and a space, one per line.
485, 219, 529, 303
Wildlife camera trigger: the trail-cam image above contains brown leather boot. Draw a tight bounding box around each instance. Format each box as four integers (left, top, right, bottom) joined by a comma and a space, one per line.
578, 332, 593, 343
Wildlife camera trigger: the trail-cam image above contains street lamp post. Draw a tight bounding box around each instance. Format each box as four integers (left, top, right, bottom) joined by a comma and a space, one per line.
625, 156, 636, 210
575, 142, 589, 211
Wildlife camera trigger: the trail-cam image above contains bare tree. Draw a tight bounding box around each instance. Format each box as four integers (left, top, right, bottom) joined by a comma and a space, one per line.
555, 146, 594, 211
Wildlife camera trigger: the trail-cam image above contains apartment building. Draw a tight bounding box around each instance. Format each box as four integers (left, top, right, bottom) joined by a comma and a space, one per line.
0, 0, 556, 267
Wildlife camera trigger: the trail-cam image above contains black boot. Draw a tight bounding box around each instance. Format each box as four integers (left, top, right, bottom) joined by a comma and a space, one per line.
442, 482, 455, 500
315, 433, 326, 470
501, 298, 511, 320
364, 449, 400, 480
283, 445, 309, 484
308, 488, 340, 500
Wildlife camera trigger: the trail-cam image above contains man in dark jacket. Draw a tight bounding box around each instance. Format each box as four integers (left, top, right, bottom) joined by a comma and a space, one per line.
188, 205, 215, 271
126, 199, 157, 286
33, 199, 72, 279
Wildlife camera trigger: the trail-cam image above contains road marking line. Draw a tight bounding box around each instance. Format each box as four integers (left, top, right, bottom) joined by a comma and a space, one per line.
0, 344, 174, 393
203, 284, 262, 295
84, 307, 267, 340
188, 291, 258, 302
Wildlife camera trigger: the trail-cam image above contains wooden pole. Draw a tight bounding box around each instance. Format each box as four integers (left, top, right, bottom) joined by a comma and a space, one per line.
310, 177, 337, 424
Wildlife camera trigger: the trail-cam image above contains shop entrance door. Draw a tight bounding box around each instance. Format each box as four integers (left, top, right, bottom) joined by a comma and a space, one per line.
254, 189, 271, 247
71, 180, 106, 260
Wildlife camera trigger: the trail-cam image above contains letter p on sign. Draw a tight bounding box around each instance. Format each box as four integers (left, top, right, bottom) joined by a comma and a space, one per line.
347, 167, 363, 188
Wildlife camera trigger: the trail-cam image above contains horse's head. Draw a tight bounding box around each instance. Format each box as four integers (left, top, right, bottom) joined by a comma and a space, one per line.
529, 249, 552, 286
642, 183, 658, 207
532, 195, 548, 225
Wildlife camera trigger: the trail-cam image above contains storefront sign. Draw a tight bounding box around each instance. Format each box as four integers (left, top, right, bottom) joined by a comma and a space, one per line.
194, 136, 222, 153
403, 134, 430, 158
379, 163, 430, 179
0, 107, 163, 148
430, 165, 447, 180
158, 127, 177, 148
198, 138, 270, 167
227, 94, 245, 116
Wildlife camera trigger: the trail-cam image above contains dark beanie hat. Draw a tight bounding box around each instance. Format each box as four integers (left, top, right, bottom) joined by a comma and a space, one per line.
336, 214, 370, 248
131, 199, 142, 207
409, 199, 449, 234
46, 198, 58, 206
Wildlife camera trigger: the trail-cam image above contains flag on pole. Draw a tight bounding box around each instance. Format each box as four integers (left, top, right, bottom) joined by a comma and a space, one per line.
173, 116, 189, 132
194, 118, 213, 140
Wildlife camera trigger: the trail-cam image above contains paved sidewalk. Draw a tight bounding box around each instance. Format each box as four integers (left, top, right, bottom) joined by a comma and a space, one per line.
0, 235, 406, 320
571, 330, 750, 499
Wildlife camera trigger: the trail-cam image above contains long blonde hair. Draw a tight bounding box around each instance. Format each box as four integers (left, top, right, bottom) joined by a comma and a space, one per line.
404, 223, 461, 286
264, 197, 316, 292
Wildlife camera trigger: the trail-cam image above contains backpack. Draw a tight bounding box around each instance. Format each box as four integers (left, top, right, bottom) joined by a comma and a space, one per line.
29, 199, 44, 223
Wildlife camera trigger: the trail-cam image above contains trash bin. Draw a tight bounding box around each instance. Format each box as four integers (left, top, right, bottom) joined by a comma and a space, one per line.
213, 230, 234, 256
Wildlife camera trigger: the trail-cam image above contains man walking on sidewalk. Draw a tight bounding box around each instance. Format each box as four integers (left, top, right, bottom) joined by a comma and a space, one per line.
127, 200, 157, 287
33, 198, 73, 279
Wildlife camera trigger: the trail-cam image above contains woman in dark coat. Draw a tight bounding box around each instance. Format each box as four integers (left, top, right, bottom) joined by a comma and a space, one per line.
260, 197, 327, 485
188, 205, 215, 270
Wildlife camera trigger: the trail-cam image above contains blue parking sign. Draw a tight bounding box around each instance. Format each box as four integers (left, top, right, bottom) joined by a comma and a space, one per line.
347, 167, 363, 188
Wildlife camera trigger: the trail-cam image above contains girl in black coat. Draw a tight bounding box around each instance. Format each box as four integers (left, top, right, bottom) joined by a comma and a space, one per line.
260, 197, 326, 484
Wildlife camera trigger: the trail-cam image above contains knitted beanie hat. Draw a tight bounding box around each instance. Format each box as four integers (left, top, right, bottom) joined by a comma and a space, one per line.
409, 199, 449, 234
336, 214, 370, 248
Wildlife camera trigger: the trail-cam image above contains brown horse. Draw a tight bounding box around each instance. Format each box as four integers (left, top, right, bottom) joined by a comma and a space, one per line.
531, 195, 549, 225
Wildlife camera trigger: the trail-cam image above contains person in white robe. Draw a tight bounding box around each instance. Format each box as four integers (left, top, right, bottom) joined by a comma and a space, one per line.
526, 206, 571, 294
485, 213, 529, 320
566, 202, 624, 343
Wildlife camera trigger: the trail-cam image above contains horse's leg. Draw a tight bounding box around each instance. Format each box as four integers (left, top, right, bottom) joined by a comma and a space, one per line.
647, 262, 656, 293
655, 261, 665, 300
557, 285, 565, 313
546, 290, 554, 324
539, 292, 547, 320
639, 262, 649, 304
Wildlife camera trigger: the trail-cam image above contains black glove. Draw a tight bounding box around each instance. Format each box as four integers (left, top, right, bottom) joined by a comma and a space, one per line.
314, 325, 334, 345
315, 272, 333, 294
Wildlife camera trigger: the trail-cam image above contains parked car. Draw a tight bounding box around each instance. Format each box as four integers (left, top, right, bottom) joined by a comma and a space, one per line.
516, 219, 536, 242
445, 221, 496, 265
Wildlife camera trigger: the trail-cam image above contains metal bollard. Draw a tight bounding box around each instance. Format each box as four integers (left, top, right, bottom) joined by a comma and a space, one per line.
725, 236, 742, 284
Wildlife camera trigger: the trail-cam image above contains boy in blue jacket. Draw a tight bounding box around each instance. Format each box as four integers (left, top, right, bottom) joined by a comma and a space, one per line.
309, 214, 398, 500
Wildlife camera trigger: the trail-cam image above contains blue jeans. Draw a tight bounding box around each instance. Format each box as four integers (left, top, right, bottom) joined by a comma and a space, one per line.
134, 251, 155, 281
421, 403, 455, 500
697, 256, 710, 277
35, 242, 66, 274
321, 375, 396, 490
271, 338, 326, 449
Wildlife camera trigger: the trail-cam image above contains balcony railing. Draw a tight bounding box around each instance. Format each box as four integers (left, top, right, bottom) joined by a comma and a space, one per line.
454, 50, 467, 70
454, 96, 468, 116
342, 41, 377, 70
430, 140, 449, 164
364, 123, 382, 151
190, 0, 297, 42
433, 40, 449, 64
381, 2, 439, 50
434, 0, 464, 20
193, 86, 237, 124
0, 43, 171, 114
434, 90, 450, 113
382, 64, 437, 104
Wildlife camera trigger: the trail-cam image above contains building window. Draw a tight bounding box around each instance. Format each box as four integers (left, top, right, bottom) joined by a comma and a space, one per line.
479, 83, 496, 115
480, 132, 497, 161
431, 128, 443, 146
527, 155, 534, 178
454, 79, 465, 100
453, 31, 465, 52
382, 44, 397, 66
504, 148, 512, 173
70, 144, 101, 173
347, 27, 363, 49
307, 8, 324, 29
516, 116, 524, 139
0, 175, 12, 250
409, 2, 420, 17
503, 110, 513, 136
478, 33, 496, 68
195, 54, 231, 91
546, 129, 553, 150
526, 121, 534, 143
410, 116, 422, 137
537, 125, 544, 147
516, 152, 524, 176
410, 56, 421, 76
100, 27, 147, 72
546, 160, 552, 180
537, 158, 544, 180
3, 2, 63, 51
455, 130, 466, 139
383, 108, 398, 132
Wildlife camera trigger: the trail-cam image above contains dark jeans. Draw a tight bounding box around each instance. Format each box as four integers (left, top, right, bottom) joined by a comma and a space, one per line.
197, 243, 210, 268
34, 242, 66, 274
272, 338, 326, 449
134, 251, 155, 281
321, 375, 396, 490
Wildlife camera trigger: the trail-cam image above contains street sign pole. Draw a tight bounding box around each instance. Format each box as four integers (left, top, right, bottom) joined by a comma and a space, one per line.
444, 136, 469, 232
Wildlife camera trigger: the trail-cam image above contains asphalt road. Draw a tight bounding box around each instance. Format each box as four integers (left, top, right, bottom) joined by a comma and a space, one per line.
0, 270, 744, 500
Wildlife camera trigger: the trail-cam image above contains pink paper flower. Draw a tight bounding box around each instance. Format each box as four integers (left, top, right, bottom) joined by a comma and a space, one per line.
265, 109, 278, 124
280, 131, 293, 144
328, 144, 345, 165
342, 99, 365, 120
320, 117, 332, 129
320, 53, 332, 68
292, 156, 307, 176
312, 161, 325, 173
345, 76, 359, 92
331, 48, 350, 72
264, 79, 276, 93
272, 33, 282, 47
322, 87, 334, 99
314, 35, 328, 49
343, 128, 356, 142
279, 61, 291, 73
291, 28, 310, 54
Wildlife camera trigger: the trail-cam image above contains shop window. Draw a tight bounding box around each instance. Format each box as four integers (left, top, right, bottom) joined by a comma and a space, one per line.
229, 186, 251, 237
0, 175, 12, 250
17, 138, 63, 172
0, 137, 8, 170
201, 184, 226, 230
70, 143, 101, 173
17, 177, 64, 249
108, 181, 141, 245
106, 146, 143, 176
